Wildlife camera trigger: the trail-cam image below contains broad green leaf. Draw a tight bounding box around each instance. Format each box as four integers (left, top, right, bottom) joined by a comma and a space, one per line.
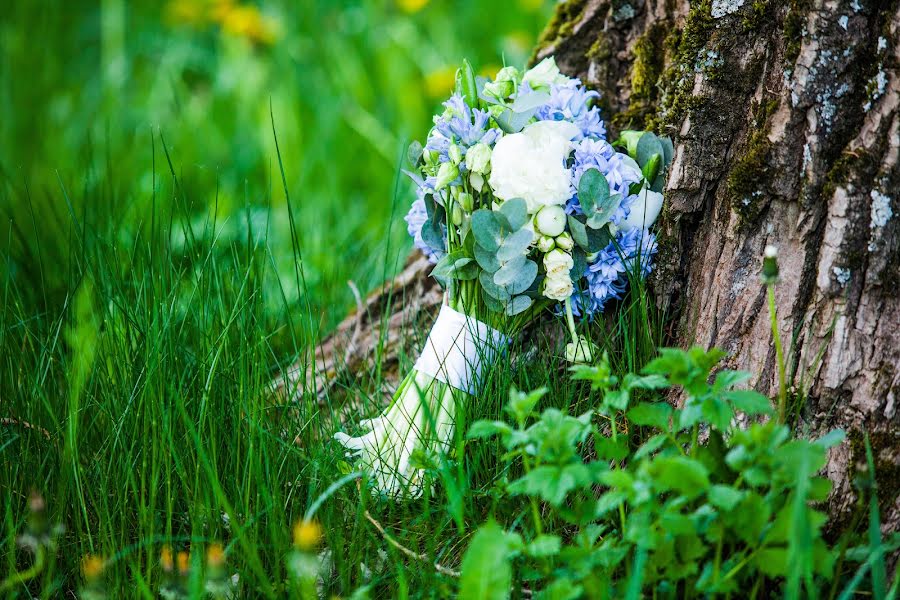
505, 294, 532, 316
475, 244, 501, 272
577, 168, 609, 216
701, 396, 733, 431
724, 389, 773, 415
472, 210, 502, 251
648, 456, 710, 499
508, 465, 578, 506
708, 484, 745, 511
567, 215, 589, 249
593, 434, 630, 461
480, 271, 511, 301
506, 386, 547, 423
467, 420, 513, 440
495, 107, 537, 133
420, 218, 445, 255
585, 194, 622, 229
459, 521, 522, 600
496, 228, 533, 262
633, 433, 669, 460
636, 132, 664, 169
493, 254, 527, 286
525, 534, 561, 558
570, 247, 587, 280
511, 90, 551, 113
497, 198, 528, 230
627, 402, 673, 430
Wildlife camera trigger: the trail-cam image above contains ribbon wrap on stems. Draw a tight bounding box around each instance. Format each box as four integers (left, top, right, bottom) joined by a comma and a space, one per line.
334, 305, 508, 497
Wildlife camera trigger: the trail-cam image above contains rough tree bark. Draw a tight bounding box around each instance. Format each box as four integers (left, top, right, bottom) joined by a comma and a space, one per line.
277, 0, 900, 531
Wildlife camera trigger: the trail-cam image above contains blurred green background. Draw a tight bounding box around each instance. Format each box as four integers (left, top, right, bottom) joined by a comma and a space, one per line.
1, 0, 553, 340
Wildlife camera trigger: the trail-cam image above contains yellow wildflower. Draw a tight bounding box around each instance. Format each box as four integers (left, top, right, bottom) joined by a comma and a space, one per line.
292, 519, 322, 551
424, 66, 457, 99
160, 545, 174, 573
206, 542, 226, 569
397, 0, 430, 13
217, 4, 280, 45
176, 550, 190, 575
164, 0, 208, 26
81, 554, 105, 580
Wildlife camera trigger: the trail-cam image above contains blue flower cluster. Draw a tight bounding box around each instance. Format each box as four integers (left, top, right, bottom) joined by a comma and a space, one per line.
534, 79, 606, 141
404, 189, 444, 263
425, 94, 501, 167
570, 227, 658, 318
566, 138, 643, 226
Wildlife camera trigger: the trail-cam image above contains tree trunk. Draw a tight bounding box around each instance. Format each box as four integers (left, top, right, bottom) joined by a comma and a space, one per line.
278, 0, 900, 530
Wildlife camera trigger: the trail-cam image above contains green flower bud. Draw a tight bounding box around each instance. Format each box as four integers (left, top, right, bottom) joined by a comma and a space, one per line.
469, 171, 485, 192
535, 205, 567, 237
451, 204, 464, 226
762, 245, 779, 283
465, 142, 492, 174
435, 162, 459, 191
555, 231, 574, 251
448, 144, 463, 165
537, 235, 556, 253
458, 191, 474, 212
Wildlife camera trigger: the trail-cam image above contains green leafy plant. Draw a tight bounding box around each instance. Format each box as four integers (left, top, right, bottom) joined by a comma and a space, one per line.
462, 347, 895, 598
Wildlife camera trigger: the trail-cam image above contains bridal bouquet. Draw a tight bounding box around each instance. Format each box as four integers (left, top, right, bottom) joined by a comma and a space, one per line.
335, 57, 672, 497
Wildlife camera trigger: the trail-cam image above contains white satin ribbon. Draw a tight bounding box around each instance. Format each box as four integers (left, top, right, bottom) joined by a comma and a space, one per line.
413, 305, 509, 395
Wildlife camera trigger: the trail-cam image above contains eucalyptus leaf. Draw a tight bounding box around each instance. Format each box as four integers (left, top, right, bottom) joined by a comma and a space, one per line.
568, 215, 589, 250
481, 287, 505, 312
402, 169, 425, 188
498, 198, 528, 231
496, 228, 533, 262
503, 259, 537, 295
420, 218, 445, 254
406, 141, 423, 168
585, 194, 622, 230
571, 248, 587, 280
636, 132, 664, 170
577, 168, 610, 216
480, 271, 511, 301
586, 226, 612, 253
472, 210, 501, 251
493, 254, 527, 286
495, 107, 538, 134
510, 90, 551, 113
505, 294, 532, 316
475, 244, 501, 272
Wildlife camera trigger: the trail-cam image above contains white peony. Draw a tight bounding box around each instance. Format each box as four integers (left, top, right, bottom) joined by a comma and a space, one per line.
621, 185, 664, 230
488, 120, 580, 213
522, 57, 570, 91
543, 249, 573, 278
544, 274, 574, 301
465, 142, 492, 174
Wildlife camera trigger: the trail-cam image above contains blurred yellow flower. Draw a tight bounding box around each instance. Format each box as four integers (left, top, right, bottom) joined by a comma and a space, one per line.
292, 519, 322, 551
518, 0, 546, 12
480, 64, 503, 79
164, 0, 208, 26
176, 550, 190, 575
397, 0, 430, 13
218, 4, 281, 46
160, 545, 174, 573
206, 542, 226, 569
424, 66, 457, 99
81, 554, 105, 580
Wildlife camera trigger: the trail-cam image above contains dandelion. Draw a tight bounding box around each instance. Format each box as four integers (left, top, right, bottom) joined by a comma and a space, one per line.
160, 545, 175, 573
206, 543, 226, 569
292, 519, 323, 551
176, 550, 190, 575
397, 0, 430, 13
214, 3, 280, 45
81, 555, 105, 580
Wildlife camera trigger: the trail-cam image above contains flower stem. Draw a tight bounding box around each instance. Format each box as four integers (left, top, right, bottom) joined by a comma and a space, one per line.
564, 297, 578, 345
767, 283, 787, 423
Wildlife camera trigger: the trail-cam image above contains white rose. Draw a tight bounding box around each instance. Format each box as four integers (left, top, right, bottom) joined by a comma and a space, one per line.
535, 205, 566, 237
544, 274, 574, 301
537, 235, 556, 253
522, 57, 570, 91
488, 121, 579, 213
543, 249, 574, 278
465, 142, 492, 174
555, 231, 574, 251
621, 185, 664, 230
